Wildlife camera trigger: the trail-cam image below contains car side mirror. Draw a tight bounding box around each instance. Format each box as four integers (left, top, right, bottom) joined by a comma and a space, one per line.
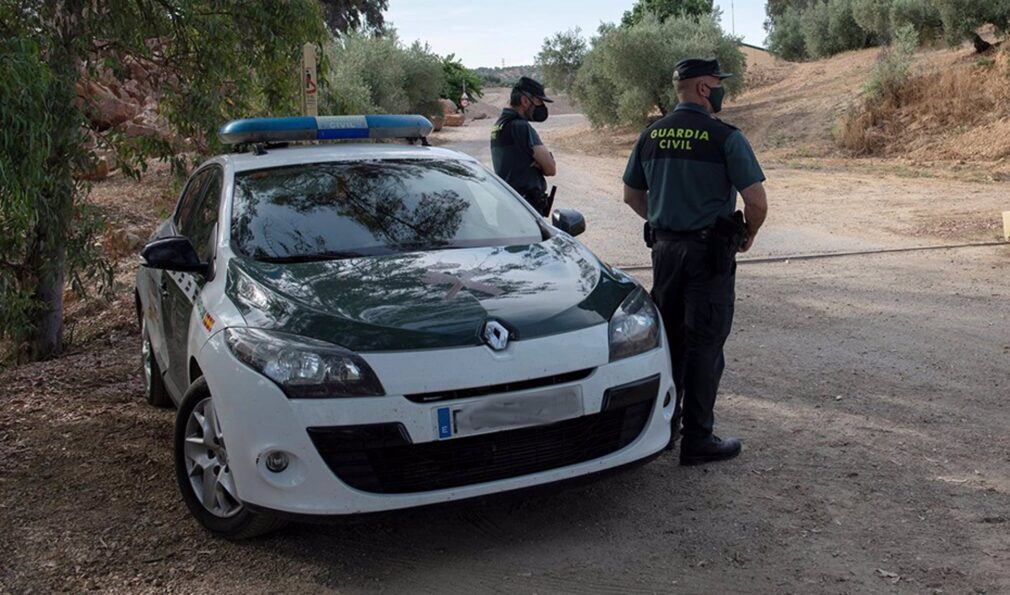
141, 236, 208, 275
552, 208, 586, 237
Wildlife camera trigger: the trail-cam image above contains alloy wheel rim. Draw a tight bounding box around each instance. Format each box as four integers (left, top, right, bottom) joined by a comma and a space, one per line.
183, 397, 243, 518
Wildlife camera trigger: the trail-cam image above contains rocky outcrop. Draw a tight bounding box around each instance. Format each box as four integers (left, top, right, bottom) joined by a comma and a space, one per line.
75, 46, 172, 179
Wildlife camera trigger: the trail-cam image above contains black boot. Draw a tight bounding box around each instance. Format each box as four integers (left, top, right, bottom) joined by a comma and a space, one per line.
679, 435, 742, 466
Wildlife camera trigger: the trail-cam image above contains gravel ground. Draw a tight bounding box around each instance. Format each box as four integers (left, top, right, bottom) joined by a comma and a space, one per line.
1, 116, 1008, 594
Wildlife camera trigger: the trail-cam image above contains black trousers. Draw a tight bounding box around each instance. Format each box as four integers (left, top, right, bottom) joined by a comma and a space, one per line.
650, 238, 736, 441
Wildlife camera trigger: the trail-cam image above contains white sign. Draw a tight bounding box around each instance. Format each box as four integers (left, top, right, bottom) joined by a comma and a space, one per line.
301, 42, 318, 117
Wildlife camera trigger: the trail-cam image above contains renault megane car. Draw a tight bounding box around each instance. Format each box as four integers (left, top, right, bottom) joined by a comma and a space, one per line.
135, 114, 674, 539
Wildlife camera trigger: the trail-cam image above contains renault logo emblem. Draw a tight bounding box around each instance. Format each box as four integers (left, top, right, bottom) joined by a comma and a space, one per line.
483, 320, 510, 351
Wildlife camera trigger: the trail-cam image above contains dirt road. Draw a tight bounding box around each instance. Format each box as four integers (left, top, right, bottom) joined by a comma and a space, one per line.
1, 115, 1008, 594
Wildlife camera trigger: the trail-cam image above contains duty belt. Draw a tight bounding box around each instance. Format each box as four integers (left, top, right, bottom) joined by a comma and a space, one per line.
653, 228, 712, 242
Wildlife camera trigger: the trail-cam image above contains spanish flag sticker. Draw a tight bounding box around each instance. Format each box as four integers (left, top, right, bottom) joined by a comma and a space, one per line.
202, 312, 215, 332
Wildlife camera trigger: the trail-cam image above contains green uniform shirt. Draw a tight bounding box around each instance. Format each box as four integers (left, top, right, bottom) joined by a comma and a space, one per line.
490, 108, 546, 196
623, 102, 765, 231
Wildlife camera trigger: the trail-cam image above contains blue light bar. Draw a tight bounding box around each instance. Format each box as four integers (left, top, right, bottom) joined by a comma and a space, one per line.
218, 115, 434, 145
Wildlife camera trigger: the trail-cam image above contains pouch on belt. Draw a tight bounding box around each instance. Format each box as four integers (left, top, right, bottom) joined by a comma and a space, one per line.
711, 210, 747, 274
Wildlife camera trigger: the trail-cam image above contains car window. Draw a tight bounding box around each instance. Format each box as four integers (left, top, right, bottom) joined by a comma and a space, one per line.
231, 159, 544, 260
173, 170, 210, 231
183, 169, 223, 262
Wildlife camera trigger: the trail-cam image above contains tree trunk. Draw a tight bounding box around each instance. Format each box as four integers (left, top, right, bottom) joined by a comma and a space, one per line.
27, 2, 84, 360
29, 245, 66, 359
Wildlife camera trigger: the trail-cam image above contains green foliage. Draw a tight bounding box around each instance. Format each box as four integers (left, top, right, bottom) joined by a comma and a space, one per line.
866, 23, 919, 100
768, 0, 1005, 59
0, 37, 109, 358
800, 0, 868, 59
766, 0, 818, 20
536, 28, 588, 94
569, 49, 619, 127
888, 0, 943, 40
932, 0, 1010, 45
767, 6, 809, 60
571, 12, 745, 127
402, 42, 446, 118
318, 0, 388, 34
621, 0, 714, 27
853, 0, 893, 39
2, 0, 343, 359
472, 66, 542, 87
441, 54, 484, 109
323, 34, 446, 116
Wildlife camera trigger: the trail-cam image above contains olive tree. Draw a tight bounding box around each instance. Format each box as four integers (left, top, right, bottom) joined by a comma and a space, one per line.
572, 12, 745, 127
621, 0, 714, 26
536, 28, 588, 94
0, 0, 383, 361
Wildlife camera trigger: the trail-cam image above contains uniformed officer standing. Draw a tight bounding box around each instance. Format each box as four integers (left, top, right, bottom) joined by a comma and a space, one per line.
490, 76, 557, 215
622, 58, 769, 466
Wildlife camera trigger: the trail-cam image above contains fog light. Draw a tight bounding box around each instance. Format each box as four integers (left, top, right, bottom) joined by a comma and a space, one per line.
264, 451, 289, 473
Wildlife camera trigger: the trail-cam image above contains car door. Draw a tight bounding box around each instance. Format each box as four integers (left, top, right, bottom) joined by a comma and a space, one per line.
163, 167, 222, 395
147, 169, 210, 393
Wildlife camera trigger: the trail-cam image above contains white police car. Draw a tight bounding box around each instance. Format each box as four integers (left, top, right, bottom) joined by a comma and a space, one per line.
135, 115, 674, 538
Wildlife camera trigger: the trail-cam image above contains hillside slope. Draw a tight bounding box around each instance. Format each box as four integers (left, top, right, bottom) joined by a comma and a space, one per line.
728, 40, 1009, 164
552, 39, 1009, 175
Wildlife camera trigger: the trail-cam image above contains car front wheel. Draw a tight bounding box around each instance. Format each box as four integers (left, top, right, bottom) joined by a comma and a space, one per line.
141, 320, 172, 408
174, 378, 286, 539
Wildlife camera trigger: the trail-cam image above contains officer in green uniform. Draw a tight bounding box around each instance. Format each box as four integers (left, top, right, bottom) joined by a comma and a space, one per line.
623, 58, 769, 466
490, 76, 557, 215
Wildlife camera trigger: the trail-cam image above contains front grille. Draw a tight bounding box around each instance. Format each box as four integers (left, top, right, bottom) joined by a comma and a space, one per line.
403, 368, 595, 403
307, 375, 659, 494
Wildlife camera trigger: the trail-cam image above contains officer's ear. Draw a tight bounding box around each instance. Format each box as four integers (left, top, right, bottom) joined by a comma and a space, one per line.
698, 80, 711, 99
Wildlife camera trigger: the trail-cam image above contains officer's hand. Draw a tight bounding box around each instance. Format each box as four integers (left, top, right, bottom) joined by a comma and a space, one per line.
738, 235, 754, 253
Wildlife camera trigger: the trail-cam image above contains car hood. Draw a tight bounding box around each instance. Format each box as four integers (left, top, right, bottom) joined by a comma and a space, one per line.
226, 235, 637, 352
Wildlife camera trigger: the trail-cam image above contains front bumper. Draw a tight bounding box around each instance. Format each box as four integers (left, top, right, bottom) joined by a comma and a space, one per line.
198, 324, 673, 516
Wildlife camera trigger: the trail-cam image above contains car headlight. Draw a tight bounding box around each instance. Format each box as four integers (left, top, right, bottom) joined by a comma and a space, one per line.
609, 287, 660, 361
224, 328, 385, 398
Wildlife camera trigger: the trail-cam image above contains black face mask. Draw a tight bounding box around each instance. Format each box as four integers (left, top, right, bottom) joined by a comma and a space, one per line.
523, 93, 548, 122
531, 104, 549, 122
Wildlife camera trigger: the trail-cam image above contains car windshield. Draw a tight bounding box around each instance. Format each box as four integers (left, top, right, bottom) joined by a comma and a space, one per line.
231, 158, 543, 261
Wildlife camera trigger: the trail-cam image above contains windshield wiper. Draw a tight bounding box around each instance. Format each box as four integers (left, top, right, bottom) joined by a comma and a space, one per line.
255, 251, 365, 264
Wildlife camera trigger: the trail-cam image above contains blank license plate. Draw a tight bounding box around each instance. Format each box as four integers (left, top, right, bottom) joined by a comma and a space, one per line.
434, 387, 583, 440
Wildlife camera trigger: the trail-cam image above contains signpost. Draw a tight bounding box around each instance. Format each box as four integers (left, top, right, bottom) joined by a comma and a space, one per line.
301, 42, 318, 117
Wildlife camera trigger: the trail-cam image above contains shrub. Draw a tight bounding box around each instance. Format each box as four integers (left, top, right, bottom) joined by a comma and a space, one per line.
836, 24, 918, 153
865, 23, 918, 101
323, 33, 447, 117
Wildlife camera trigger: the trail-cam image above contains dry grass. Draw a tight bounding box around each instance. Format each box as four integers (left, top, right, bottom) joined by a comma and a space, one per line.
838, 46, 1010, 158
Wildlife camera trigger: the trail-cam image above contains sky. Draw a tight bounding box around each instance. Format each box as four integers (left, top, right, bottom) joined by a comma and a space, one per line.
383, 0, 768, 69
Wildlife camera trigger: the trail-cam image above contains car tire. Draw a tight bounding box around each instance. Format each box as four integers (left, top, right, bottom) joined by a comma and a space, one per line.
174, 378, 287, 540
141, 320, 173, 408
